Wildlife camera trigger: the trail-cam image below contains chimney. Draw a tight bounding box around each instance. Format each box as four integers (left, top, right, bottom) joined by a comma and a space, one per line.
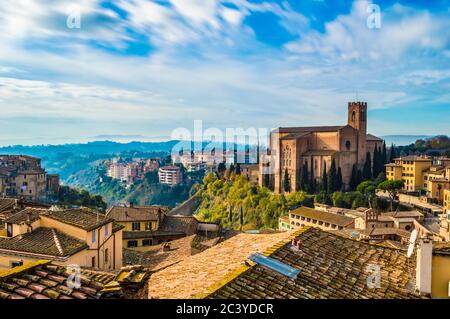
415, 235, 433, 295
25, 210, 33, 233
292, 238, 302, 250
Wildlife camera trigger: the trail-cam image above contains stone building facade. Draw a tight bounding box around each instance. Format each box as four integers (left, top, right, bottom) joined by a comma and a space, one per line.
260, 102, 383, 193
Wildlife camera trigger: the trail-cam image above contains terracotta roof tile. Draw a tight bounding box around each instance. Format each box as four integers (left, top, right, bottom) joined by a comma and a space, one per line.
207, 227, 426, 299
106, 206, 168, 222
0, 261, 148, 299
0, 227, 88, 257
4, 208, 46, 224
290, 206, 355, 227
42, 208, 113, 231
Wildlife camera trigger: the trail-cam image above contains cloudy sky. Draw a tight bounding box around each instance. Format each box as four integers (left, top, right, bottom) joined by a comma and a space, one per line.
0, 0, 449, 145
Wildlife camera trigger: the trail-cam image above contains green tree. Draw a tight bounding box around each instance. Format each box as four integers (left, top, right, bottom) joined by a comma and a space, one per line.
372, 145, 380, 178
336, 167, 343, 191
378, 180, 404, 210
349, 164, 358, 191
322, 161, 328, 193
328, 159, 337, 193
382, 141, 387, 165
235, 163, 241, 175
357, 180, 376, 208
363, 151, 372, 180
302, 162, 309, 193
315, 191, 332, 205
283, 168, 291, 193
389, 143, 396, 163
217, 162, 226, 176
332, 191, 345, 208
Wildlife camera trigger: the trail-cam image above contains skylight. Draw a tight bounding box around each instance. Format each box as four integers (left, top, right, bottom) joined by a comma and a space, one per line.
248, 253, 300, 279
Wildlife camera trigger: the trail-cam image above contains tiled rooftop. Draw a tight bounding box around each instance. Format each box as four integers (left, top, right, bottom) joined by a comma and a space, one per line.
147, 231, 293, 299
0, 198, 18, 212
0, 261, 148, 299
159, 215, 199, 235
290, 206, 355, 227
433, 242, 450, 255
4, 208, 46, 225
42, 208, 114, 231
124, 235, 221, 272
0, 227, 88, 257
106, 205, 168, 222
206, 227, 426, 299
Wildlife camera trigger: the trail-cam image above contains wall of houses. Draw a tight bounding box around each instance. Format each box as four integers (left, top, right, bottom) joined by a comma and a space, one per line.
432, 255, 450, 298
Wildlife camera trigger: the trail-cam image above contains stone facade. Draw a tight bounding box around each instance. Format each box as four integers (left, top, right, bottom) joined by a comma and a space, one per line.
261, 102, 382, 193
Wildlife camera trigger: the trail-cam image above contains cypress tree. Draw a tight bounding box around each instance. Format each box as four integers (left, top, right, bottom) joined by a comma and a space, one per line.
302, 162, 309, 193
389, 143, 396, 163
337, 167, 343, 191
229, 163, 235, 173
235, 163, 241, 175
297, 166, 303, 191
328, 158, 337, 193
240, 206, 244, 230
284, 168, 291, 193
357, 169, 363, 186
350, 164, 358, 191
372, 145, 380, 178
310, 169, 316, 194
382, 141, 387, 164
363, 152, 372, 180
322, 161, 328, 193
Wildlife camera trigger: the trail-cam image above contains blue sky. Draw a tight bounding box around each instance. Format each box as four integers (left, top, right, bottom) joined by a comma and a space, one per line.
0, 0, 449, 145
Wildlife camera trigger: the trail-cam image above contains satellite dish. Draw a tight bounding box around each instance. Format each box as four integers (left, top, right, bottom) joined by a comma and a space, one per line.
406, 229, 418, 258
409, 229, 418, 244
406, 243, 415, 258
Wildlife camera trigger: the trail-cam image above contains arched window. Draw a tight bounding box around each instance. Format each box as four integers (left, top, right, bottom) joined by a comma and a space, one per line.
352, 111, 356, 122
345, 140, 351, 150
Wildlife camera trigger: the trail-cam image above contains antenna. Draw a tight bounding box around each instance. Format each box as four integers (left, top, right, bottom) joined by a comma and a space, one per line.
406, 229, 418, 258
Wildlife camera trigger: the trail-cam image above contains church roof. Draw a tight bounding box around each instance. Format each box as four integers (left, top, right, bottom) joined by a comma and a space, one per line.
366, 133, 383, 141
277, 126, 345, 134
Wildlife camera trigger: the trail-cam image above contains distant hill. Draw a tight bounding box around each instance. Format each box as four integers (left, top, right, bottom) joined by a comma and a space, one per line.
0, 140, 181, 158
381, 135, 433, 146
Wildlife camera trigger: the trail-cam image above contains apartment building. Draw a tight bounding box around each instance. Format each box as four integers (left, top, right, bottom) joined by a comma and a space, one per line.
385, 155, 433, 192
158, 166, 183, 185
106, 158, 160, 185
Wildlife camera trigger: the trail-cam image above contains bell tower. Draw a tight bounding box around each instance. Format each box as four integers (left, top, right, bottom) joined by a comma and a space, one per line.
347, 102, 367, 165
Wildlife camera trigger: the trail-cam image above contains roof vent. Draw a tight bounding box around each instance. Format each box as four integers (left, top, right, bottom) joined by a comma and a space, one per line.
248, 253, 300, 279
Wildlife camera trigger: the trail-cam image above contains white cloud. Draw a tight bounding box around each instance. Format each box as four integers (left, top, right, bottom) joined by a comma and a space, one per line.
285, 0, 450, 62
0, 0, 448, 143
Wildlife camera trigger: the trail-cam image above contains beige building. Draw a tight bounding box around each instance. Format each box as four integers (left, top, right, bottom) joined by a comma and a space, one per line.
158, 166, 183, 185
441, 189, 450, 241
0, 155, 59, 201
354, 209, 423, 244
386, 155, 433, 192
262, 102, 383, 193
0, 207, 124, 271
107, 204, 219, 249
283, 206, 355, 231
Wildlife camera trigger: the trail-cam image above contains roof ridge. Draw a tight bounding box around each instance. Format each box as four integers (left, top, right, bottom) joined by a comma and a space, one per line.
51, 228, 64, 255
194, 227, 313, 299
